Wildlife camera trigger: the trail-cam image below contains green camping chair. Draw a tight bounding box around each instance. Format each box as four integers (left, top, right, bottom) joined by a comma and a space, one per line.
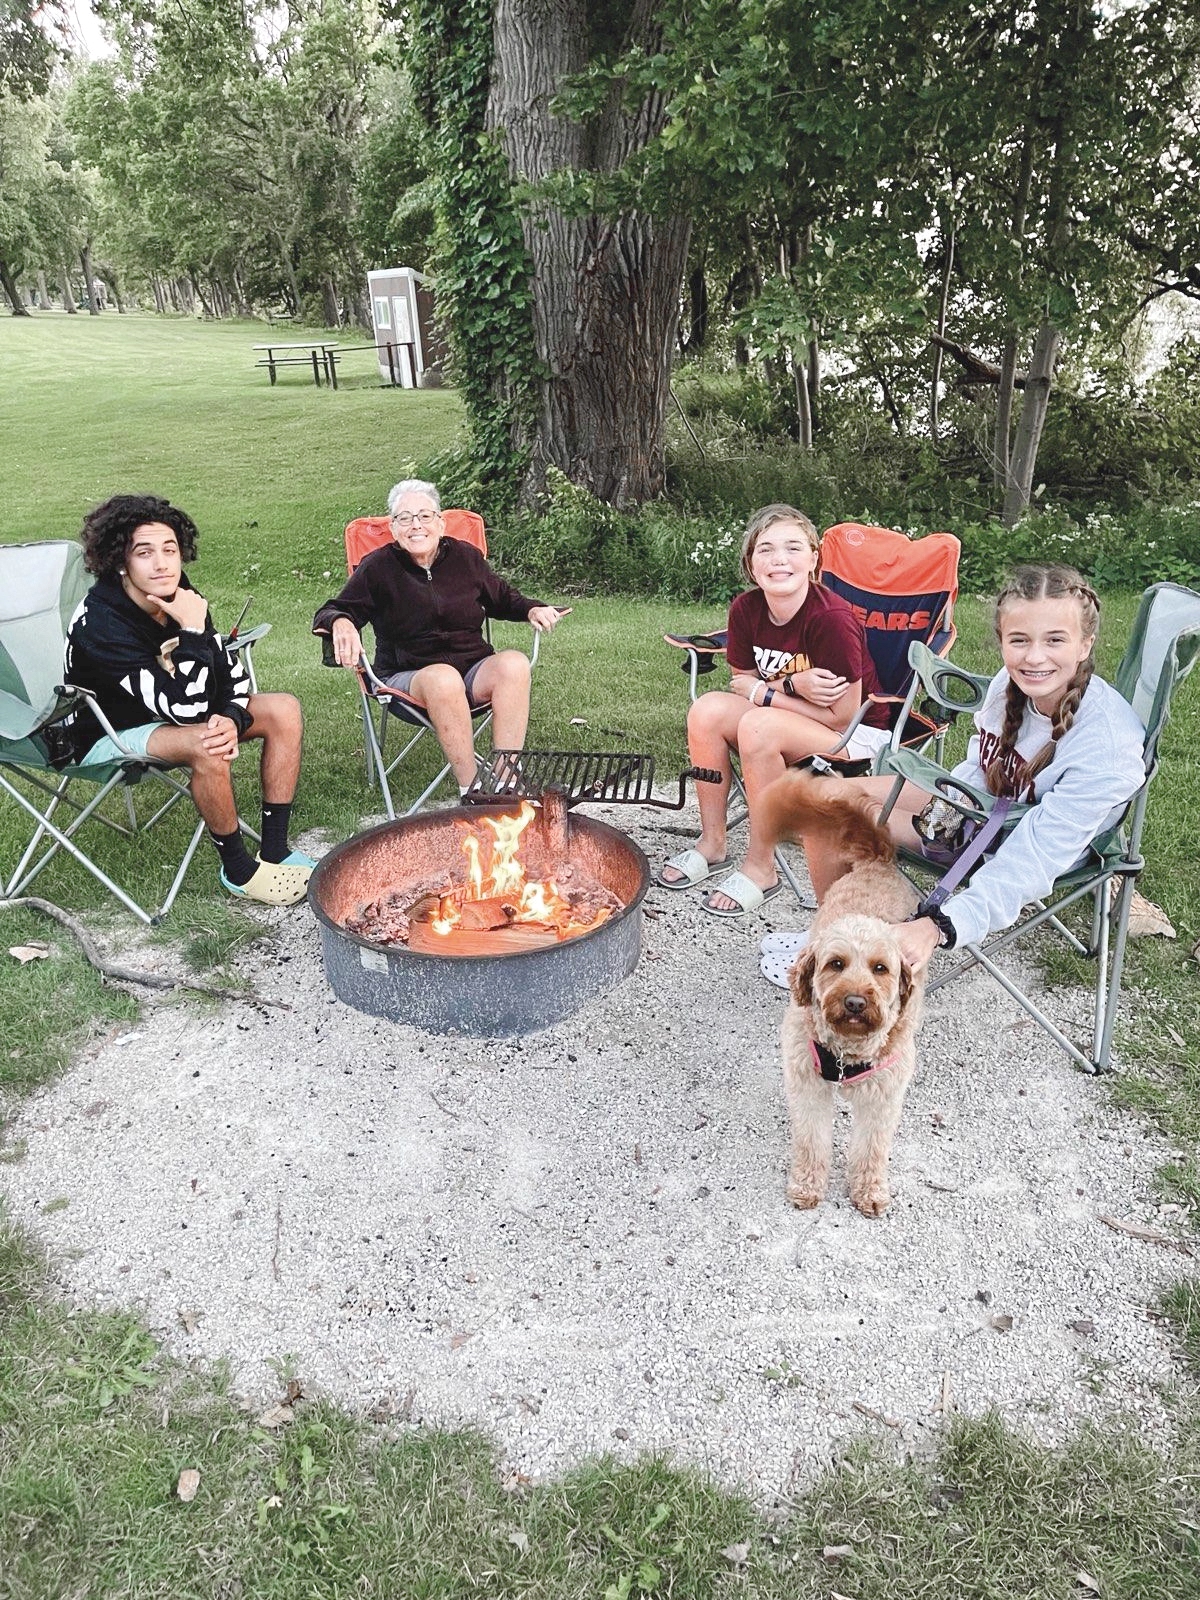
873, 581, 1200, 1074
0, 541, 262, 924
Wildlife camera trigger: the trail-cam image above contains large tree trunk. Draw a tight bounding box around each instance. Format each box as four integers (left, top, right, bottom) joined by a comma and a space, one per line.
60, 262, 78, 313
1002, 319, 1061, 527
0, 258, 30, 314
488, 0, 691, 507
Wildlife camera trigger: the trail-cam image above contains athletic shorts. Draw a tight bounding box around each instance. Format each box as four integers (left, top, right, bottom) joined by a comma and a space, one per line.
385, 659, 489, 709
78, 721, 163, 765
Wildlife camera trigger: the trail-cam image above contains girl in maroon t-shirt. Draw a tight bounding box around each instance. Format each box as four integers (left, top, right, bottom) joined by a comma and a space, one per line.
657, 503, 886, 916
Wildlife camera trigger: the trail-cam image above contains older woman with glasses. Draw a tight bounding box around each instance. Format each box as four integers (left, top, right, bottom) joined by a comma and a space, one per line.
313, 479, 565, 793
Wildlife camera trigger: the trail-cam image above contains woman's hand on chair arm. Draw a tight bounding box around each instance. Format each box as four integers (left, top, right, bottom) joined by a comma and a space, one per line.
528, 605, 568, 633
331, 616, 363, 667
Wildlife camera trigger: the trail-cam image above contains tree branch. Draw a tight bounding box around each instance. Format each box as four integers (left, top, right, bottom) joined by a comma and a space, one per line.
1, 897, 291, 1009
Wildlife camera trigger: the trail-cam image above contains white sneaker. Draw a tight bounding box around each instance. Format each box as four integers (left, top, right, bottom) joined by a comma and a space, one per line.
759, 929, 810, 989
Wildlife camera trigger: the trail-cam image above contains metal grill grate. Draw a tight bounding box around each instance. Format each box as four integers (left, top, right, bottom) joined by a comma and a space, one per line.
464, 751, 720, 810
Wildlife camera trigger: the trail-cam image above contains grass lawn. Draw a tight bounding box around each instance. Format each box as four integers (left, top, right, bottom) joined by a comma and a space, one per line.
1, 313, 1198, 1597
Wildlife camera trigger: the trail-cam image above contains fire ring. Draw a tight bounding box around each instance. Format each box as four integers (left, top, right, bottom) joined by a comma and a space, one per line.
308, 803, 650, 1036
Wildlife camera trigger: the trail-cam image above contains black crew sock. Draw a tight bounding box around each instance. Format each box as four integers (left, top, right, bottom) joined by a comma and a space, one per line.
211, 828, 257, 886
259, 801, 293, 864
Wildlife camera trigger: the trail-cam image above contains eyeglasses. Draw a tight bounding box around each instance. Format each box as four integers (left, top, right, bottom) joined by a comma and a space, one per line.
391, 510, 440, 528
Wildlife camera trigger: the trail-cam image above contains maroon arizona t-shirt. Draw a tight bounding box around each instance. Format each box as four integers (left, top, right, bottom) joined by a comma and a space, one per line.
726, 582, 888, 729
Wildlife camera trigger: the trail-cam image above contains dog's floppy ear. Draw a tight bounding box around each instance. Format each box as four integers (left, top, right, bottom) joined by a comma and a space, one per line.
789, 947, 816, 1008
897, 958, 915, 1011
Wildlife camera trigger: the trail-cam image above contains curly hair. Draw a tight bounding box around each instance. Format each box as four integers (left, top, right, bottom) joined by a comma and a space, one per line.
986, 564, 1100, 797
78, 495, 200, 580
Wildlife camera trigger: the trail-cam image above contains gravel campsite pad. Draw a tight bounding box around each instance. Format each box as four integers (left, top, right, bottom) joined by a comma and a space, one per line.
2, 799, 1189, 1498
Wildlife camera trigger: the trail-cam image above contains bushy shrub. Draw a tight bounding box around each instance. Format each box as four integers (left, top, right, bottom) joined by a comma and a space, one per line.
955, 503, 1200, 593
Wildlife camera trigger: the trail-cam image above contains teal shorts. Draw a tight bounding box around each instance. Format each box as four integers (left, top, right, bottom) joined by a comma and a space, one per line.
79, 721, 164, 765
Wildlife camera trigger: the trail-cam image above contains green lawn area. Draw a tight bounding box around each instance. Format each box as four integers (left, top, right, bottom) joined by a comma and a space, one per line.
1, 313, 1198, 1597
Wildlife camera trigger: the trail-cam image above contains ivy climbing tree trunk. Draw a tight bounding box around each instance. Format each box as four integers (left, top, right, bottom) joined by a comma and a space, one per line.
486, 0, 691, 506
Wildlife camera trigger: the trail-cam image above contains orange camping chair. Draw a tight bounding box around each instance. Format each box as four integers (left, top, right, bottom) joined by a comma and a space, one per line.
324, 510, 540, 818
815, 522, 960, 767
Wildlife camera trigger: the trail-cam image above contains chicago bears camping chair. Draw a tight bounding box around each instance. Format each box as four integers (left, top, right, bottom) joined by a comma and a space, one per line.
0, 541, 265, 923
320, 511, 543, 819
874, 582, 1200, 1074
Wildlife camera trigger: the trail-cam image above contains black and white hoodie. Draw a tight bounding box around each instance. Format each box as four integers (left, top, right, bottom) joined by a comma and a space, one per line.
64, 572, 251, 760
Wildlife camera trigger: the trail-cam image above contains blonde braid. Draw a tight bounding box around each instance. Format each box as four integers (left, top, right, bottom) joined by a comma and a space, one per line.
987, 564, 1100, 796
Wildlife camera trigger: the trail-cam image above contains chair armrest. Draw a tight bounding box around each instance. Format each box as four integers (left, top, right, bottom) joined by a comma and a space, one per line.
906, 640, 991, 715
663, 630, 728, 701
228, 622, 271, 654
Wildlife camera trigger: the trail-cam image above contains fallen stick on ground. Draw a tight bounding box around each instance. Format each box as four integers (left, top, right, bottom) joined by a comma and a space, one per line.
0, 896, 291, 1010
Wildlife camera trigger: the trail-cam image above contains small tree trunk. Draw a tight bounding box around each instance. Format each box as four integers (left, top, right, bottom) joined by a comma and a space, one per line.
321, 275, 340, 327
60, 263, 78, 313
930, 224, 954, 445
232, 266, 252, 317
791, 352, 813, 449
36, 268, 49, 307
80, 247, 100, 314
993, 332, 1019, 490
152, 277, 166, 313
1002, 319, 1060, 527
686, 262, 708, 353
0, 258, 31, 314
807, 335, 820, 432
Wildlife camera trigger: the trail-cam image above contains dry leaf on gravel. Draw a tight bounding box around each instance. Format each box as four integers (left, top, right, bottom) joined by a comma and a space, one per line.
721, 1543, 750, 1567
1098, 1213, 1193, 1253
450, 1330, 475, 1350
823, 1545, 854, 1561
1126, 891, 1175, 939
256, 1403, 293, 1429
990, 1314, 1014, 1332
1069, 1317, 1096, 1336
176, 1468, 200, 1502
7, 942, 50, 963
178, 1308, 202, 1334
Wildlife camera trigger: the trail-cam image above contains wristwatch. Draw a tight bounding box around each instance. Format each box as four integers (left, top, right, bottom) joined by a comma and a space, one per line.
781, 672, 798, 697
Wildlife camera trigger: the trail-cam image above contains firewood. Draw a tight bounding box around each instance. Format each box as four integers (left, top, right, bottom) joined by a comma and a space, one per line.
407, 923, 559, 957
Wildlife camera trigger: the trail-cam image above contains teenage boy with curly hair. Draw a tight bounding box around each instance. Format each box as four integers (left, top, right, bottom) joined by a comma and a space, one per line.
65, 493, 313, 905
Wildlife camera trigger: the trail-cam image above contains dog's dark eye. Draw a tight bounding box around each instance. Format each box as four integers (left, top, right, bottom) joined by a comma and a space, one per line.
873, 961, 889, 975
828, 957, 845, 971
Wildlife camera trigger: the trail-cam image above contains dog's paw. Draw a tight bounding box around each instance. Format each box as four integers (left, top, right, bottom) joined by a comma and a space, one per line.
786, 1176, 825, 1210
849, 1181, 891, 1218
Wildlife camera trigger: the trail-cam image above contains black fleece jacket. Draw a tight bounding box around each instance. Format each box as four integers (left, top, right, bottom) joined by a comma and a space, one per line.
312, 536, 542, 678
64, 573, 252, 759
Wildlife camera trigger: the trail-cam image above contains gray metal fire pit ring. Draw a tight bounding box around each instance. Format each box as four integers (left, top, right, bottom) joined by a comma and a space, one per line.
308, 803, 651, 1037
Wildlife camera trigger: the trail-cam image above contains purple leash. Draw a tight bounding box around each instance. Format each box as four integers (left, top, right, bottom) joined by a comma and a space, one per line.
918, 795, 1014, 914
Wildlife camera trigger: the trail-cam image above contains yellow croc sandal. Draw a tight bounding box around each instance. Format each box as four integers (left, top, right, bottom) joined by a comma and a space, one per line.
221, 859, 312, 906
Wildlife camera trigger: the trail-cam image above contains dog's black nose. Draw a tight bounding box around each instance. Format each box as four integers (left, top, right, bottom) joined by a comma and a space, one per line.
843, 994, 867, 1015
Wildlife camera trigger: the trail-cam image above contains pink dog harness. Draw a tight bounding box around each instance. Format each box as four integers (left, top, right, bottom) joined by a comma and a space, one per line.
810, 1038, 898, 1085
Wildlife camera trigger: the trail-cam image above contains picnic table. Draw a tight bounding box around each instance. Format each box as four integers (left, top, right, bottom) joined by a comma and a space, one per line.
252, 341, 341, 388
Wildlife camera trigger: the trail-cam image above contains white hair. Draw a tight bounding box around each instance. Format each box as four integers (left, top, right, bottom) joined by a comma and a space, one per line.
387, 479, 441, 514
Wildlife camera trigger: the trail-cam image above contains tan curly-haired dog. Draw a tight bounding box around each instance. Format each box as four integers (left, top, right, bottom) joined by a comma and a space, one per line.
760, 770, 923, 1217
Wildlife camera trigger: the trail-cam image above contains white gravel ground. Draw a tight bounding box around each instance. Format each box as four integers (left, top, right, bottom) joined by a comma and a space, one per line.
2, 798, 1191, 1500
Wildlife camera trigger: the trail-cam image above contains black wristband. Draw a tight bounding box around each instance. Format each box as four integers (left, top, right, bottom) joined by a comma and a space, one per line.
924, 905, 957, 949
762, 686, 776, 707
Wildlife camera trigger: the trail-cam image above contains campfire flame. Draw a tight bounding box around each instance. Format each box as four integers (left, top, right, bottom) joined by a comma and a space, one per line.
429, 801, 612, 941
